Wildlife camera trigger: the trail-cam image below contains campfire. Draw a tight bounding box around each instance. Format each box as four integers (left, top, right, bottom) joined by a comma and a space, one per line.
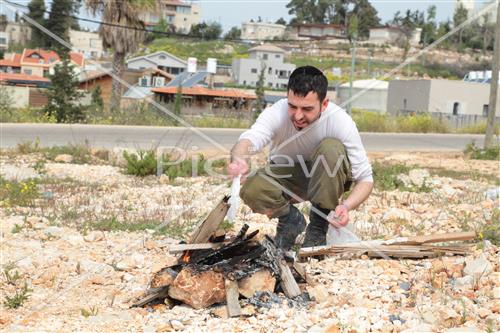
132, 197, 307, 316
132, 196, 476, 315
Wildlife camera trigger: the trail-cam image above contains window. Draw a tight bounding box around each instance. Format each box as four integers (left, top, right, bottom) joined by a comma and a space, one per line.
251, 68, 257, 74
24, 69, 32, 75
275, 54, 280, 59
243, 80, 246, 85
452, 102, 459, 115
263, 54, 268, 60
268, 82, 273, 87
0, 37, 6, 44
268, 67, 272, 74
159, 55, 166, 60
403, 98, 407, 110
483, 104, 489, 117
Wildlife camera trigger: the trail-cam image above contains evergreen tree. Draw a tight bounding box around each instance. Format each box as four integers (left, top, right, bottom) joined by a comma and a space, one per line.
254, 65, 266, 121
27, 0, 46, 48
43, 55, 84, 123
453, 3, 468, 49
224, 27, 241, 40
45, 0, 75, 51
275, 17, 287, 25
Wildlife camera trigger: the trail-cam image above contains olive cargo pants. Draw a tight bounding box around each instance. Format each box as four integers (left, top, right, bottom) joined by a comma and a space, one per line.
240, 138, 352, 218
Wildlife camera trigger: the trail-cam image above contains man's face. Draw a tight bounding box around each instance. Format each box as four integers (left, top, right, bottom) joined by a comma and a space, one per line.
287, 90, 328, 130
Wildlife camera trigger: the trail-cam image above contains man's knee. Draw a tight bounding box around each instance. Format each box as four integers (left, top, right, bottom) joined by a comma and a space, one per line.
312, 138, 346, 164
240, 172, 288, 217
240, 173, 265, 206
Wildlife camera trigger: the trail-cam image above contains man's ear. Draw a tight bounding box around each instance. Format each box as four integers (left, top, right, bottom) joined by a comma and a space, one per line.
321, 98, 329, 112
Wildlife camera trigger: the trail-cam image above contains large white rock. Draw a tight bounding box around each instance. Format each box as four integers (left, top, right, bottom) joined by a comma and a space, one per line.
54, 154, 73, 163
463, 257, 493, 278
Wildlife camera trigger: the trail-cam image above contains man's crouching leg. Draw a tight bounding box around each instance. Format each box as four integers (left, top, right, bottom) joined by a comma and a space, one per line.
303, 138, 351, 248
240, 169, 306, 250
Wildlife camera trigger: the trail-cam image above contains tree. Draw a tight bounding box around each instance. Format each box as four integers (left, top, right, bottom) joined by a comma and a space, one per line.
254, 64, 266, 121
453, 3, 468, 49
86, 0, 155, 112
27, 0, 46, 48
421, 5, 437, 45
173, 84, 182, 125
347, 13, 358, 42
45, 0, 77, 52
152, 18, 169, 40
189, 22, 222, 40
0, 86, 14, 119
224, 26, 241, 40
43, 56, 84, 123
275, 17, 287, 25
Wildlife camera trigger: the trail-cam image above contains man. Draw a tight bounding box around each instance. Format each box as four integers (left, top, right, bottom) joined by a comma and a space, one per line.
227, 66, 373, 250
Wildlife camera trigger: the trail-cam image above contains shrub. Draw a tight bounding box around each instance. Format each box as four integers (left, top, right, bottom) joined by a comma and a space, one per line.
44, 144, 93, 164
352, 110, 392, 132
457, 122, 499, 135
396, 113, 449, 133
123, 150, 157, 177
372, 162, 411, 191
464, 141, 500, 160
0, 177, 40, 207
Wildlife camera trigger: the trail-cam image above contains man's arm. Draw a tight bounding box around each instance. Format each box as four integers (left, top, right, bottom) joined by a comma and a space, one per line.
227, 139, 255, 178
330, 181, 373, 228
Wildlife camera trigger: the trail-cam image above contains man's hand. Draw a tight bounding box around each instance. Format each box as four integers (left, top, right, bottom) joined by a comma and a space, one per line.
327, 203, 349, 228
227, 158, 249, 181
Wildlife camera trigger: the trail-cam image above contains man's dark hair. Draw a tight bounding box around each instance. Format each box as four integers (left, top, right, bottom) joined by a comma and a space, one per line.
287, 66, 328, 102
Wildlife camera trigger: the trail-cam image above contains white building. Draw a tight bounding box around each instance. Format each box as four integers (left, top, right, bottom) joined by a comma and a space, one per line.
337, 79, 388, 112
141, 0, 200, 34
232, 44, 295, 89
69, 30, 105, 59
127, 51, 187, 75
240, 21, 286, 41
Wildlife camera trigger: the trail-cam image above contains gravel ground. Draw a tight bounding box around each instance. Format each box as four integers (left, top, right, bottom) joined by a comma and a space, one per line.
1, 150, 498, 332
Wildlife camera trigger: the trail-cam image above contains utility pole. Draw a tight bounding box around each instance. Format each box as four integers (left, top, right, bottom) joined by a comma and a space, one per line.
484, 1, 499, 149
348, 39, 356, 115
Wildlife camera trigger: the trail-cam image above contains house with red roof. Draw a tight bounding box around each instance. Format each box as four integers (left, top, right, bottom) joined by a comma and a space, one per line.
0, 49, 85, 78
152, 85, 256, 115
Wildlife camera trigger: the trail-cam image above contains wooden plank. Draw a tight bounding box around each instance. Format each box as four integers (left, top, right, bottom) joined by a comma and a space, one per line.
189, 196, 230, 244
293, 262, 315, 285
168, 242, 230, 253
389, 231, 476, 245
278, 260, 301, 298
224, 279, 241, 317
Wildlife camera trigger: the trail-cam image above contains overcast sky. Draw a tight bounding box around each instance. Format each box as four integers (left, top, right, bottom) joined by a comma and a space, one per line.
197, 0, 492, 31
2, 0, 493, 32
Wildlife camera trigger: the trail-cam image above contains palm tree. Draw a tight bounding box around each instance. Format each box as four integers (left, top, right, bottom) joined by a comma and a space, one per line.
86, 0, 156, 111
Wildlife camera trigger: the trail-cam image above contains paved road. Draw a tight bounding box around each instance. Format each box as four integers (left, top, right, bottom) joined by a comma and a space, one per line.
0, 123, 488, 152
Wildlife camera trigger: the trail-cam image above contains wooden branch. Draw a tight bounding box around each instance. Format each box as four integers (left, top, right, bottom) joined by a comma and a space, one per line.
168, 242, 230, 253
225, 279, 241, 317
386, 231, 476, 245
189, 196, 230, 244
278, 260, 301, 298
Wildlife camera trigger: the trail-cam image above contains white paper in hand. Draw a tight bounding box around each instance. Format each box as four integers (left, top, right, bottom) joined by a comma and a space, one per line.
227, 174, 241, 224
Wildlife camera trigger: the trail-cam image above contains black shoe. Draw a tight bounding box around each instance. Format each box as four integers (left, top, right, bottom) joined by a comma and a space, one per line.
302, 204, 330, 248
274, 205, 306, 250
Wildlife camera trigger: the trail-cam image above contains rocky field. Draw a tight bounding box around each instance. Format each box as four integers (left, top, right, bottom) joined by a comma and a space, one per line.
1, 148, 498, 332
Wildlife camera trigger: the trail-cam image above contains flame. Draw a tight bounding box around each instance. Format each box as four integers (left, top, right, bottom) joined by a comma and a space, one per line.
180, 251, 191, 263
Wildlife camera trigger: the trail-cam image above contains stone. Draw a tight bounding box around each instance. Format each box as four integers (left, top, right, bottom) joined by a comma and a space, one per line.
44, 226, 64, 238
401, 323, 434, 333
306, 284, 329, 303
477, 308, 490, 319
54, 154, 73, 163
463, 257, 493, 278
159, 174, 170, 184
210, 305, 229, 319
84, 231, 105, 242
454, 276, 474, 289
151, 267, 176, 288
238, 269, 276, 298
168, 268, 226, 309
170, 320, 184, 331
422, 311, 439, 325
443, 327, 484, 333
493, 287, 500, 299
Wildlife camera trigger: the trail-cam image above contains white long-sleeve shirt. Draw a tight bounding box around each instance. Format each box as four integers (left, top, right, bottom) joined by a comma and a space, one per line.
239, 98, 373, 183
